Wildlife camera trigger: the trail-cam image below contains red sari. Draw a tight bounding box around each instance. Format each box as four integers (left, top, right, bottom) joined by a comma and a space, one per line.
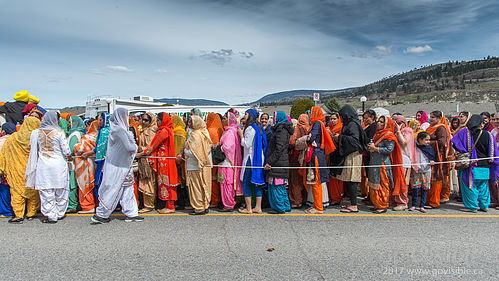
147, 113, 178, 208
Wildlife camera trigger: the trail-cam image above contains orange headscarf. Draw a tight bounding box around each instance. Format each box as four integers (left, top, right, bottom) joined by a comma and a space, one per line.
128, 114, 140, 142
426, 112, 451, 138
290, 114, 310, 146
372, 116, 407, 196
206, 113, 224, 144
308, 106, 335, 155
329, 113, 343, 134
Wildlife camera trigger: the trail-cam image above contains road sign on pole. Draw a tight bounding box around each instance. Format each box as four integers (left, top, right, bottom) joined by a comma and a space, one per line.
313, 92, 320, 102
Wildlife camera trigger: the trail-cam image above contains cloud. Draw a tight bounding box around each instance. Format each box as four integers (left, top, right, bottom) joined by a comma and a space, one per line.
198, 49, 255, 65
89, 65, 134, 75
239, 51, 254, 59
105, 65, 134, 72
199, 49, 234, 65
404, 45, 433, 54
373, 45, 392, 58
154, 68, 168, 73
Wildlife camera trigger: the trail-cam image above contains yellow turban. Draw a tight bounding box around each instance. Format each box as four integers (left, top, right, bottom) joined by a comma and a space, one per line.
13, 90, 39, 104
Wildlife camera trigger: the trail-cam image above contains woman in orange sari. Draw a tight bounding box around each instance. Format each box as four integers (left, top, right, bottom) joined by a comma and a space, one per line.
368, 116, 407, 213
326, 112, 344, 205
425, 111, 451, 208
205, 113, 224, 208
304, 106, 335, 214
288, 114, 309, 208
74, 120, 100, 213
139, 112, 178, 213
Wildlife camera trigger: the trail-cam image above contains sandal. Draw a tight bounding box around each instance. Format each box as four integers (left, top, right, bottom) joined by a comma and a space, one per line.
238, 208, 252, 214
157, 208, 175, 214
8, 217, 23, 224
138, 208, 154, 214
372, 209, 387, 214
304, 208, 324, 214
252, 209, 263, 214
340, 207, 359, 213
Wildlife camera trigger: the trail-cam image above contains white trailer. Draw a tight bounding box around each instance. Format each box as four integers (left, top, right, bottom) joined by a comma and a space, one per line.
85, 96, 251, 119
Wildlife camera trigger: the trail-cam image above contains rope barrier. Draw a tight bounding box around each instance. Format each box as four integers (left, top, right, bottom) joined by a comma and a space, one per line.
72, 155, 499, 170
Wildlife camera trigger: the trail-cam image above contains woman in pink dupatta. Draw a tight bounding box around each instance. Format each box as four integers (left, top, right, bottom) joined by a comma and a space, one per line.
217, 112, 242, 211
392, 114, 416, 211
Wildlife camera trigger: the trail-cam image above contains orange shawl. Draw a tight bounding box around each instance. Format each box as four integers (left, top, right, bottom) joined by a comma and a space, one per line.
74, 120, 99, 195
426, 112, 451, 157
308, 106, 335, 155
206, 112, 224, 144
372, 116, 407, 196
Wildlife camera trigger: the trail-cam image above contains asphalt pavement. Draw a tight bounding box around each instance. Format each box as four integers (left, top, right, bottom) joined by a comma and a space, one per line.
0, 200, 498, 281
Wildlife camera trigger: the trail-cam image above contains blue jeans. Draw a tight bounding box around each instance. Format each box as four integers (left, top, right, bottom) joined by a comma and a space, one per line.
411, 188, 428, 208
243, 159, 263, 198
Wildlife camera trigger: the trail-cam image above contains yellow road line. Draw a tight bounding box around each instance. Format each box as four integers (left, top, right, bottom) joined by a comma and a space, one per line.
66, 213, 499, 218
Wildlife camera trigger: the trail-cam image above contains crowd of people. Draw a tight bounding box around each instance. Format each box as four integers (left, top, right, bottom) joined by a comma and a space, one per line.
0, 92, 498, 224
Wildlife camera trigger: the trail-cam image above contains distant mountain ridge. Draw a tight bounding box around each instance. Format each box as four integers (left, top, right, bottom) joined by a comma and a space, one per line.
154, 98, 228, 106
245, 88, 358, 105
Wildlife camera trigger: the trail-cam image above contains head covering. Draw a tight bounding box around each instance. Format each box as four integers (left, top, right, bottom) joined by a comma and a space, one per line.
2, 122, 17, 135
274, 111, 289, 125
309, 106, 335, 155
40, 111, 62, 131
171, 114, 187, 155
13, 90, 39, 104
106, 108, 137, 167
426, 111, 451, 139
29, 108, 44, 119
329, 114, 343, 135
128, 113, 140, 143
191, 108, 202, 118
290, 114, 310, 147
246, 109, 259, 120
227, 112, 238, 128
206, 113, 224, 143
68, 116, 85, 136
187, 115, 212, 167
59, 118, 69, 136
466, 114, 483, 130
417, 111, 429, 124
371, 116, 407, 196
22, 104, 38, 116
450, 116, 460, 131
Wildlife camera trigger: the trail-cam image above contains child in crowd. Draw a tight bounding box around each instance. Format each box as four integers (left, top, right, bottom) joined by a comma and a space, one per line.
409, 132, 435, 213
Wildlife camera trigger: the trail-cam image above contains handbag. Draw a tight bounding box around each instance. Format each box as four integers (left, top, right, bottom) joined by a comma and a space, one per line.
454, 129, 482, 170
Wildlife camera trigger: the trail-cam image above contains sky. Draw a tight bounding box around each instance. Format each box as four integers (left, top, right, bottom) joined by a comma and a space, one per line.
1, 0, 498, 107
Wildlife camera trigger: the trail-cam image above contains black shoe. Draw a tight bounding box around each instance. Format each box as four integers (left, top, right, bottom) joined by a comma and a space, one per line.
91, 215, 110, 224
268, 210, 284, 214
42, 218, 57, 224
66, 209, 78, 214
205, 209, 209, 214
58, 215, 67, 220
189, 210, 207, 215
219, 208, 234, 212
25, 216, 36, 221
125, 216, 144, 222
8, 217, 23, 224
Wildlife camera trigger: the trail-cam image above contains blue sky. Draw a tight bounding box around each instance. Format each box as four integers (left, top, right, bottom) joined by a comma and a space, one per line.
1, 0, 498, 107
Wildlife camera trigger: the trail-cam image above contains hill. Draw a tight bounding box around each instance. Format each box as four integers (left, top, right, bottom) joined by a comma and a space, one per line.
155, 98, 228, 106
348, 56, 499, 108
247, 88, 357, 105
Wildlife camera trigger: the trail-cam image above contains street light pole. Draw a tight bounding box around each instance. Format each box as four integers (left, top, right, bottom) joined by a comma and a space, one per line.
360, 96, 367, 113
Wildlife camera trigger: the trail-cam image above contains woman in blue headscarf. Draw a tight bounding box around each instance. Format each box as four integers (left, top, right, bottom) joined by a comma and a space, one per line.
264, 111, 294, 213
0, 123, 16, 217
238, 109, 267, 214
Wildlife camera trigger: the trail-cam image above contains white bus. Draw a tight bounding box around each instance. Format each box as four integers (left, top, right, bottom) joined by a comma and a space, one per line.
85, 96, 251, 119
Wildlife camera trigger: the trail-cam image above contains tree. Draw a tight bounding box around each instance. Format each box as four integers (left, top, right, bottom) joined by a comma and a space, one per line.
290, 98, 315, 119
325, 97, 342, 112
